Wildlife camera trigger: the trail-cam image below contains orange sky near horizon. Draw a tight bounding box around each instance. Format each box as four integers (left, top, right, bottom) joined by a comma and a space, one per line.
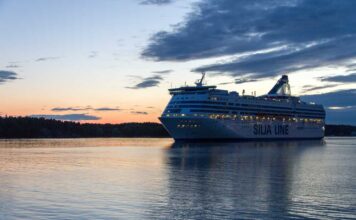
1, 0, 356, 125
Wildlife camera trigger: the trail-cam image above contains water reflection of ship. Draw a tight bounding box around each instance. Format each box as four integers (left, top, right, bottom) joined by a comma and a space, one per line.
162, 140, 325, 219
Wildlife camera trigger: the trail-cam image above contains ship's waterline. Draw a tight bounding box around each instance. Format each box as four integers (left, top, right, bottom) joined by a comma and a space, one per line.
160, 74, 325, 140
160, 117, 324, 140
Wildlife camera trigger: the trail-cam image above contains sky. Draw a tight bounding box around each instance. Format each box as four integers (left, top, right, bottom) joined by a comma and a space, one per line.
0, 0, 356, 125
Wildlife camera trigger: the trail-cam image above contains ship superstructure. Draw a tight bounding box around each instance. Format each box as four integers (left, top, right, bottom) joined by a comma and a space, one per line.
159, 74, 325, 140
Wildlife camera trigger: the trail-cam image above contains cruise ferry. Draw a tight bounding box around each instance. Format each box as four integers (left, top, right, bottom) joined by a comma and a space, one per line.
159, 73, 325, 140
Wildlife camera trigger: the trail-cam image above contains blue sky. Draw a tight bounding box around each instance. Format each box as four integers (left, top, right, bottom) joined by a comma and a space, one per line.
0, 0, 355, 124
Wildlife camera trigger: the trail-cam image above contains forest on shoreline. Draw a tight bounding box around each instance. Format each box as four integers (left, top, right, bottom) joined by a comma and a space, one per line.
0, 116, 168, 138
0, 116, 355, 138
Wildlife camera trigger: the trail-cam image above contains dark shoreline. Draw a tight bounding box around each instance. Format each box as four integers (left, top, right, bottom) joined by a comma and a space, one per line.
0, 116, 355, 139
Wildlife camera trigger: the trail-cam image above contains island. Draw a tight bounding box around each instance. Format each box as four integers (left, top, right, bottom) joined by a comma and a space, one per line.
0, 116, 355, 138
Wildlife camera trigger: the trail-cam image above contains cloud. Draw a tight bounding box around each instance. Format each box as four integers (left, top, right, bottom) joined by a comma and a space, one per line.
30, 114, 101, 121
93, 107, 120, 111
139, 0, 174, 5
302, 89, 356, 125
5, 64, 21, 68
131, 111, 148, 115
88, 51, 98, 58
218, 78, 258, 85
302, 84, 339, 93
126, 75, 144, 80
302, 89, 356, 108
324, 106, 356, 125
35, 57, 60, 62
151, 69, 173, 74
128, 80, 160, 89
51, 106, 121, 112
146, 75, 163, 80
127, 75, 163, 89
0, 70, 20, 83
52, 107, 92, 112
320, 73, 356, 83
194, 37, 356, 78
328, 106, 353, 110
142, 0, 356, 79
235, 78, 258, 85
217, 81, 234, 85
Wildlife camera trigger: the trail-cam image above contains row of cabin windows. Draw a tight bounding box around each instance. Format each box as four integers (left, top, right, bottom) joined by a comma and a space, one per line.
170, 101, 324, 112
174, 97, 228, 101
172, 91, 209, 95
177, 124, 200, 128
173, 95, 317, 107
207, 114, 323, 123
164, 113, 324, 124
171, 100, 227, 105
167, 105, 325, 116
166, 109, 325, 118
178, 104, 324, 113
172, 100, 294, 110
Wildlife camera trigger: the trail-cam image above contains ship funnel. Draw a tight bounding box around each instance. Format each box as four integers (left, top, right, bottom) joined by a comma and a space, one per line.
268, 75, 291, 96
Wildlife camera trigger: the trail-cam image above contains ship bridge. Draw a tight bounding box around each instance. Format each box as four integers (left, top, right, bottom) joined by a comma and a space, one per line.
169, 85, 216, 95
169, 72, 217, 95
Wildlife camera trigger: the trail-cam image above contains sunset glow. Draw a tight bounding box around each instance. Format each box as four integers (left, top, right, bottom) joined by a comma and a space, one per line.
1, 0, 355, 124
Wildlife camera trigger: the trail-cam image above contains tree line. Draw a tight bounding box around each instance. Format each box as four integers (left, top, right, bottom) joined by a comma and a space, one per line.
0, 116, 355, 138
0, 116, 169, 138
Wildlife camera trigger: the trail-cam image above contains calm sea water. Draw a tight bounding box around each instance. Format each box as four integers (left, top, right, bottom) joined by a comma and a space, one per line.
0, 138, 355, 219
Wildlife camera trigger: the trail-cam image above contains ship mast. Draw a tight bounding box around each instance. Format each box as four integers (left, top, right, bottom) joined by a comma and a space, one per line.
195, 72, 206, 87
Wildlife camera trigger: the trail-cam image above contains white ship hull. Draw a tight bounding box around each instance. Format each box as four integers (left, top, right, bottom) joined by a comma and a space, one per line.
160, 117, 324, 140
160, 74, 325, 141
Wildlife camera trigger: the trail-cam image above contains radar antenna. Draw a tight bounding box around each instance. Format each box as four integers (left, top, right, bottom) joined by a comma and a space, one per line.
195, 72, 206, 87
